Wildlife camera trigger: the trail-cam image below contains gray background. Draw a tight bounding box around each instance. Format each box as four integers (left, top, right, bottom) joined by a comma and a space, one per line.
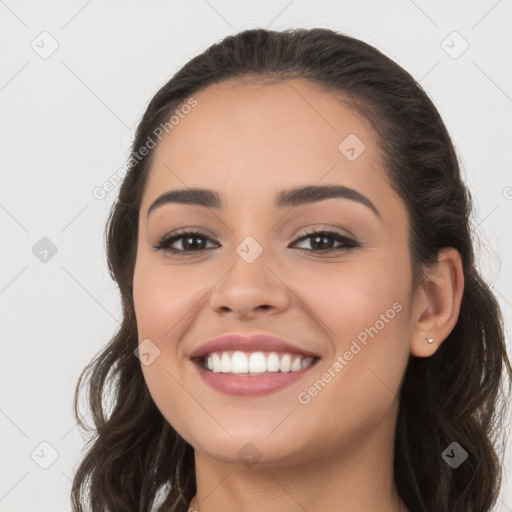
0, 0, 511, 510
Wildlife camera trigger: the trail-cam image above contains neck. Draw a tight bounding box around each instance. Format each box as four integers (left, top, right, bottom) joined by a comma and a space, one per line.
188, 415, 408, 512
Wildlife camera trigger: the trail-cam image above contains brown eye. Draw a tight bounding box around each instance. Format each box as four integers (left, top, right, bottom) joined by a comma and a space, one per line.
154, 230, 218, 256
292, 228, 359, 253
153, 227, 359, 257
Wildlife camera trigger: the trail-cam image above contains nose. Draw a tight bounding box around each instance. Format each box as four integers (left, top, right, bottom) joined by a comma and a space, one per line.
208, 249, 290, 320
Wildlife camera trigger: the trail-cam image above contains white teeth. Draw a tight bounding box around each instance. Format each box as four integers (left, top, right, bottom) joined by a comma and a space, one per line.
266, 352, 280, 372
221, 352, 231, 373
204, 351, 316, 374
280, 354, 291, 373
301, 357, 314, 369
249, 352, 267, 373
231, 351, 249, 373
290, 356, 302, 372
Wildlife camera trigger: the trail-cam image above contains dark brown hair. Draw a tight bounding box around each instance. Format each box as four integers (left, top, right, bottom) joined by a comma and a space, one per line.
71, 28, 512, 512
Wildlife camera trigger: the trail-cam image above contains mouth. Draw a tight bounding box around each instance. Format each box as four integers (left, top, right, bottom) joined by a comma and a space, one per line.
188, 333, 322, 396
191, 351, 322, 396
193, 350, 320, 376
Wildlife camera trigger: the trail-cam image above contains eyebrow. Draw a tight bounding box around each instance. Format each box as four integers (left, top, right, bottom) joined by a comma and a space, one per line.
147, 184, 380, 218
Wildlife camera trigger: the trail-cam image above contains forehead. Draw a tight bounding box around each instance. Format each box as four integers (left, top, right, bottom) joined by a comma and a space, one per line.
141, 79, 398, 220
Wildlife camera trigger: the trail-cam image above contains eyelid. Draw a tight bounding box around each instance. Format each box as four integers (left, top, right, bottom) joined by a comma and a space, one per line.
293, 224, 354, 240
156, 224, 353, 242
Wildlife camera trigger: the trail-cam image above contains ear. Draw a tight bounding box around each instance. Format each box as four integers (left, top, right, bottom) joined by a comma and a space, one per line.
410, 247, 464, 357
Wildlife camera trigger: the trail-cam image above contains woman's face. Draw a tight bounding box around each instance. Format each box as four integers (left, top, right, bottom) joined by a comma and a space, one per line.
133, 79, 417, 467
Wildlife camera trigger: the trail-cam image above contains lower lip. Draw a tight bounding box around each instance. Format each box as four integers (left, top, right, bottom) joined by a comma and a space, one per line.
192, 359, 318, 396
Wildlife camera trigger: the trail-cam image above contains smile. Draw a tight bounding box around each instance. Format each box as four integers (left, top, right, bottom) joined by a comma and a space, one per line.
201, 350, 317, 375
191, 351, 320, 396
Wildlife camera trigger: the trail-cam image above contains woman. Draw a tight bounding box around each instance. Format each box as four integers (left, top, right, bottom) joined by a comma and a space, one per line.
71, 28, 512, 512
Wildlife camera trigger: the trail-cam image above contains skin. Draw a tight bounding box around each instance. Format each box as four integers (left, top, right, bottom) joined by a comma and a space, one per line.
133, 78, 464, 512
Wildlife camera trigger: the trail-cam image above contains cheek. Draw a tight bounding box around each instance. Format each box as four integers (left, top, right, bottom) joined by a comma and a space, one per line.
133, 258, 202, 440
296, 253, 411, 395
292, 253, 408, 335
133, 257, 197, 340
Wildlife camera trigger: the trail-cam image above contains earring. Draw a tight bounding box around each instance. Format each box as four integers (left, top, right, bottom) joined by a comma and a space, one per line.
427, 337, 434, 344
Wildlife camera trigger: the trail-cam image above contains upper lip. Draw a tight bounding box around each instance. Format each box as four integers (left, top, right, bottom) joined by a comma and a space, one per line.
189, 333, 321, 360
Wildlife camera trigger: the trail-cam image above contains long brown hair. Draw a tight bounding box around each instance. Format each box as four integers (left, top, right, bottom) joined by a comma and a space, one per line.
71, 28, 512, 512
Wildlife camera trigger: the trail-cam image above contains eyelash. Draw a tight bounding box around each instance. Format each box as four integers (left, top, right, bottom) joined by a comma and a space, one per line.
153, 227, 360, 257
